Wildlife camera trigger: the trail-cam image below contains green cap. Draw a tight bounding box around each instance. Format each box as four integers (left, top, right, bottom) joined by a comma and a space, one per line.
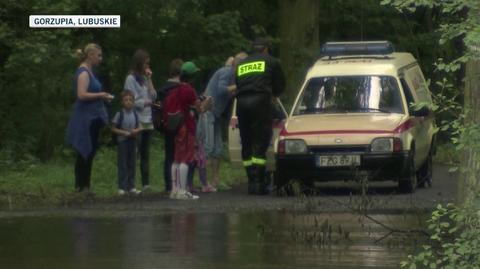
181, 61, 200, 75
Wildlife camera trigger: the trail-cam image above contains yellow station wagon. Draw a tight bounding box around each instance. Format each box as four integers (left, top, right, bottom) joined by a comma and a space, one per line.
275, 41, 436, 193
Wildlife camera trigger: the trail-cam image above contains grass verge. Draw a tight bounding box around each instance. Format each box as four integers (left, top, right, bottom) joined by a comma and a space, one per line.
0, 135, 245, 209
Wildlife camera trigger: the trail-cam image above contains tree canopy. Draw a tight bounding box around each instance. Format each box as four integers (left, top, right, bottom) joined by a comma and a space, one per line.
0, 0, 472, 166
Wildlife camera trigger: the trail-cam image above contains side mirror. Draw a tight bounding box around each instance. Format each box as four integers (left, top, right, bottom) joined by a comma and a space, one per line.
410, 106, 430, 117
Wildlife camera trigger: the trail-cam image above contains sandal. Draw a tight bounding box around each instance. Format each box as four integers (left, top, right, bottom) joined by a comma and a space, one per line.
201, 185, 217, 193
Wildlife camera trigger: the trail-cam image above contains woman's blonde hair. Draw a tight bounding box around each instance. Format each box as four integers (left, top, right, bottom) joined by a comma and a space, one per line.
75, 43, 101, 62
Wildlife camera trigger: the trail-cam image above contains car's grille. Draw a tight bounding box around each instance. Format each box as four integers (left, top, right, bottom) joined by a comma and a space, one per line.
308, 145, 369, 154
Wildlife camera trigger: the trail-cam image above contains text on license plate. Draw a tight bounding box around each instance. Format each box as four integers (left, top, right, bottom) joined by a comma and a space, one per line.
316, 155, 361, 167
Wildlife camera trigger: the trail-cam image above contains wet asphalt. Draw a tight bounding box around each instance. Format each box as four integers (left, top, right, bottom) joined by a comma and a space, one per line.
0, 164, 457, 218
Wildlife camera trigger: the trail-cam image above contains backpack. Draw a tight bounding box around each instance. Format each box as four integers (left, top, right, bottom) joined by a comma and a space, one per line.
162, 85, 186, 133
116, 109, 139, 130
111, 109, 139, 145
151, 103, 164, 132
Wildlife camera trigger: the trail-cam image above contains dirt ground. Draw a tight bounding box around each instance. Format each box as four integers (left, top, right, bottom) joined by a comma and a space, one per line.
0, 164, 457, 218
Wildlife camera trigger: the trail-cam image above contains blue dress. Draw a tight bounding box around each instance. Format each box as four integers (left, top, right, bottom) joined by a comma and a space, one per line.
65, 67, 108, 159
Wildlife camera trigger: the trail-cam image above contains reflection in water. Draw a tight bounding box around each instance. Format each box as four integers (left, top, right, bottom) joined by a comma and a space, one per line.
0, 212, 424, 268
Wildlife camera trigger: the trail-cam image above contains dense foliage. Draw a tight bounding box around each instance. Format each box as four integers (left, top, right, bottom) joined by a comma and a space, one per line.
0, 0, 272, 165
383, 0, 480, 267
401, 203, 480, 269
0, 0, 469, 168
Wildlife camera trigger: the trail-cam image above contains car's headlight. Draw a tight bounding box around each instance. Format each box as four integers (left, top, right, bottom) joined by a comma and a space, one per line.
278, 139, 308, 154
371, 137, 403, 152
371, 138, 393, 152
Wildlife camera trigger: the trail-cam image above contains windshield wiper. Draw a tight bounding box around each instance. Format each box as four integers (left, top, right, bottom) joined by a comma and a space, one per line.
357, 107, 391, 113
298, 107, 349, 114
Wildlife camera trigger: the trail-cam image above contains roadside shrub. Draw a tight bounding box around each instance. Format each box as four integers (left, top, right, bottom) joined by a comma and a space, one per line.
401, 203, 480, 269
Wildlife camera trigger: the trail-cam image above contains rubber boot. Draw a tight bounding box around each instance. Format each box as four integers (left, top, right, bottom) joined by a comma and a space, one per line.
246, 166, 257, 194
256, 165, 267, 195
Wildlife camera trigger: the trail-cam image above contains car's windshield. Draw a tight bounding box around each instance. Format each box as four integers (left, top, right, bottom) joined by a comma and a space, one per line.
293, 76, 404, 115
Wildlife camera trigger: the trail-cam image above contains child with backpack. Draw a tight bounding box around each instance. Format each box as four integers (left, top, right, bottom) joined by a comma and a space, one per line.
111, 90, 142, 195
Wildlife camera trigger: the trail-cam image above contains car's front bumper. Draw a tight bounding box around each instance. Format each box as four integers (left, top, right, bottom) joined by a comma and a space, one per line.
276, 151, 411, 181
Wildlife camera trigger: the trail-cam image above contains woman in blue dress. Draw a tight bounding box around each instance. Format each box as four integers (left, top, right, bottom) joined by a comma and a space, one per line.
66, 43, 113, 192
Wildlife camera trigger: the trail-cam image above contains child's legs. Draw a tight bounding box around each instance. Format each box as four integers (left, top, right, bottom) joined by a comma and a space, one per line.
171, 162, 179, 193
173, 126, 196, 192
196, 141, 208, 187
178, 163, 189, 191
187, 162, 196, 189
163, 132, 175, 192
198, 166, 207, 187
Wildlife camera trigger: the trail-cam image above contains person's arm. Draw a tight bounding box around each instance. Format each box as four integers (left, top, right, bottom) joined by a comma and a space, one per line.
184, 85, 205, 113
217, 70, 232, 96
198, 96, 213, 113
130, 126, 143, 137
227, 84, 236, 96
124, 75, 148, 109
111, 113, 131, 137
77, 71, 111, 101
145, 67, 157, 100
111, 126, 131, 137
193, 99, 202, 113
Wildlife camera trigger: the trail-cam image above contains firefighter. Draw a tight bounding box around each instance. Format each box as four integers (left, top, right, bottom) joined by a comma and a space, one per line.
235, 37, 286, 195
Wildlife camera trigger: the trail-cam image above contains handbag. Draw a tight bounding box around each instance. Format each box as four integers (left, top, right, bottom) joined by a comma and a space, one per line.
152, 103, 164, 132
165, 110, 185, 133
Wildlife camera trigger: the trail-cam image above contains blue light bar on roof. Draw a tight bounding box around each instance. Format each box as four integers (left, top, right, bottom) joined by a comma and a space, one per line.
321, 41, 394, 57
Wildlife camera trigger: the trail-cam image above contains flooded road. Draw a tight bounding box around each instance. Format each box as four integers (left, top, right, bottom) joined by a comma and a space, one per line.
0, 164, 454, 268
0, 212, 425, 268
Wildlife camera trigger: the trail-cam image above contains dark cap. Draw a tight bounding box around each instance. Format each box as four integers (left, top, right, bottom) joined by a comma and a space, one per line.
252, 37, 268, 47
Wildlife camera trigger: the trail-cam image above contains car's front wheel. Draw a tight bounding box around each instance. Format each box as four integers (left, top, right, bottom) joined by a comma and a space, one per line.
398, 150, 417, 193
275, 173, 316, 196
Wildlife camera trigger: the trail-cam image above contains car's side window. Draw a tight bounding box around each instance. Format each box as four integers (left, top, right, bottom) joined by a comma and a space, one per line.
400, 77, 415, 110
410, 67, 432, 104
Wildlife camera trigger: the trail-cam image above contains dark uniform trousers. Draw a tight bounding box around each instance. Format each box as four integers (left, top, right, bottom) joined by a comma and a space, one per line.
236, 92, 273, 194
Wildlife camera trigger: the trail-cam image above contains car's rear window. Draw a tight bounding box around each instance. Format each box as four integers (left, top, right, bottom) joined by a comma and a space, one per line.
293, 76, 404, 115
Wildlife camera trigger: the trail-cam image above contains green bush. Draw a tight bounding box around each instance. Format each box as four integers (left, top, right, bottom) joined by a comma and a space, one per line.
401, 203, 480, 269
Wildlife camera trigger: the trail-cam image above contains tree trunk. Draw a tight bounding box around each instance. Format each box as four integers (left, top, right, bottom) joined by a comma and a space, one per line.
278, 0, 319, 108
460, 59, 480, 203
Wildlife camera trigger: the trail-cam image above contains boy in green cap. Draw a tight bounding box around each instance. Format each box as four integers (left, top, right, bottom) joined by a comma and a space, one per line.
164, 61, 212, 199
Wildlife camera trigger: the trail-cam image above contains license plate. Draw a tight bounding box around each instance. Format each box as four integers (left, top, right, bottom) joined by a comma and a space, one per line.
316, 155, 361, 167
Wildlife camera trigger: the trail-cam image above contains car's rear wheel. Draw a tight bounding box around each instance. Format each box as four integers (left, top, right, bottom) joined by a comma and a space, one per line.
302, 178, 315, 195
417, 150, 433, 188
398, 150, 417, 193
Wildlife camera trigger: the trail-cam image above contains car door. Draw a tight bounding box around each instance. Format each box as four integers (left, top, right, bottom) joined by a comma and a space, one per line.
410, 66, 435, 161
228, 98, 288, 171
401, 71, 428, 167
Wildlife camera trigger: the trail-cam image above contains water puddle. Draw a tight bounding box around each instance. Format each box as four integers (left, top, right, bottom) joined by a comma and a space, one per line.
0, 212, 426, 268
